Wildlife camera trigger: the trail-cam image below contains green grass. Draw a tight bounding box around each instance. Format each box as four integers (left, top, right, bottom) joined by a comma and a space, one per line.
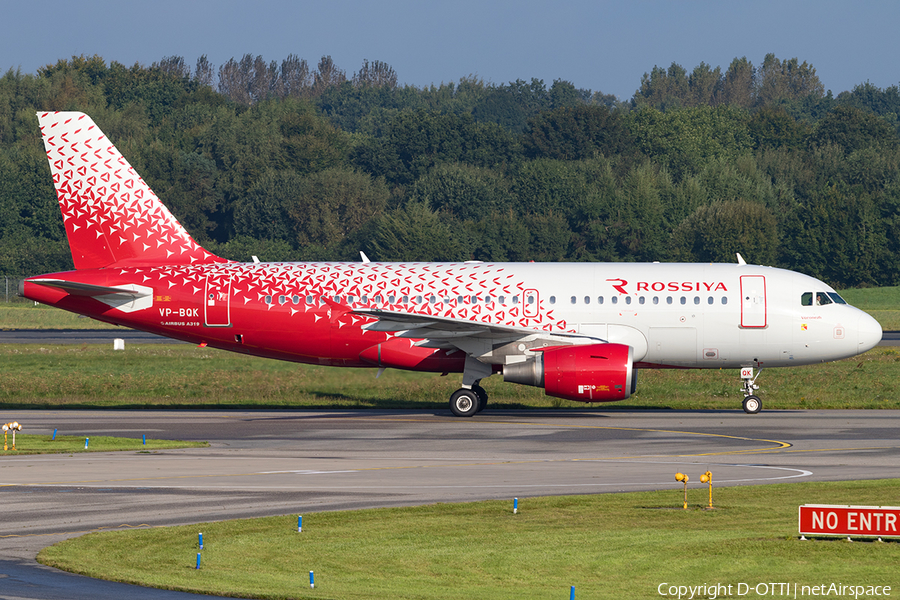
37, 480, 900, 599
840, 286, 900, 330
1, 343, 898, 410
0, 304, 117, 329
0, 433, 207, 455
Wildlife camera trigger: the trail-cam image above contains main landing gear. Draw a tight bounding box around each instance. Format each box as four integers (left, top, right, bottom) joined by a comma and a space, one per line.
449, 356, 492, 417
740, 366, 762, 414
449, 383, 487, 418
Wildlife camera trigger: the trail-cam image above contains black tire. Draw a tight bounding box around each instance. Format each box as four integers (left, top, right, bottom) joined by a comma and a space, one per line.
450, 388, 479, 417
742, 395, 762, 414
472, 384, 488, 413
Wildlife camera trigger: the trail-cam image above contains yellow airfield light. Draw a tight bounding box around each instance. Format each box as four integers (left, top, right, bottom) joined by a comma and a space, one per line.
675, 472, 689, 509
700, 471, 714, 509
3, 422, 22, 451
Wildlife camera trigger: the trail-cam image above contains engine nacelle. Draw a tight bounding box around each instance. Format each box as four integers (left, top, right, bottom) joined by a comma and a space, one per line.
503, 343, 635, 402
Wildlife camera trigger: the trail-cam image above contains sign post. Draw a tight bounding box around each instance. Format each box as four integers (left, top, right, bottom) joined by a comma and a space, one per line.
800, 505, 900, 540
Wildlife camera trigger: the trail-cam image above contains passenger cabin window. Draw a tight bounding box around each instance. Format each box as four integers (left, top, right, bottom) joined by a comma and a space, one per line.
548, 296, 554, 304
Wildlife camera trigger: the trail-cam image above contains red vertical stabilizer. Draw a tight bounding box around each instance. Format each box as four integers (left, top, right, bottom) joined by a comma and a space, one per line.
37, 111, 225, 269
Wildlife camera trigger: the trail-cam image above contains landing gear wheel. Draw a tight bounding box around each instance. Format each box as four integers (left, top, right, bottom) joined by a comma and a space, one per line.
472, 384, 488, 413
742, 395, 762, 414
450, 388, 480, 417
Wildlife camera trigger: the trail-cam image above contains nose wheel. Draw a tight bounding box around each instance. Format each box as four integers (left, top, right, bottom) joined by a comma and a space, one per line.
742, 395, 761, 414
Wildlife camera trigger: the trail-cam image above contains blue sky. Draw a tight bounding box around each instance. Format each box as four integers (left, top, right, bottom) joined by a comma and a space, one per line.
4, 0, 898, 100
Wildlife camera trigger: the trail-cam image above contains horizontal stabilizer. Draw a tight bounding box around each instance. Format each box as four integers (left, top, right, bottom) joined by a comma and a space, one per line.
29, 279, 151, 298
28, 279, 153, 313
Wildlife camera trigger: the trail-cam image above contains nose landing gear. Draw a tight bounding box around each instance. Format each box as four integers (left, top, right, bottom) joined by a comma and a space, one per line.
740, 366, 762, 414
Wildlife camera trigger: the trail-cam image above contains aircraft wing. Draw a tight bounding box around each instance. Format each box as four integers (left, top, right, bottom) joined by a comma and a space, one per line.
353, 307, 592, 354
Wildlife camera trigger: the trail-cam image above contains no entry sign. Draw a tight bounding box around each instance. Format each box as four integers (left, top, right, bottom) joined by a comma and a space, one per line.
799, 504, 900, 538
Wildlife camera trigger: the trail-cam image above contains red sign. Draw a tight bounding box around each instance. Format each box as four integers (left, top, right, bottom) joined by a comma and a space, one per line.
799, 504, 900, 537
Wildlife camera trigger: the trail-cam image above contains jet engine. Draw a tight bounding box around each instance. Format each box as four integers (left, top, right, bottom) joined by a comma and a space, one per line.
502, 343, 635, 402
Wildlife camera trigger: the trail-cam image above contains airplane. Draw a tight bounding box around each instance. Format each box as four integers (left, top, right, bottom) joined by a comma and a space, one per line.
19, 112, 883, 416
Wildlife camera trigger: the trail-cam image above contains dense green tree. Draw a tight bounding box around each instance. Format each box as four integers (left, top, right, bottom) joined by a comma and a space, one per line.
780, 184, 884, 286
351, 109, 519, 186
671, 200, 778, 265
810, 105, 900, 154
748, 106, 811, 150
627, 105, 753, 178
287, 167, 390, 257
633, 63, 689, 110
719, 57, 755, 108
407, 164, 513, 221
837, 82, 900, 133
522, 105, 636, 161
367, 201, 471, 261
755, 54, 824, 107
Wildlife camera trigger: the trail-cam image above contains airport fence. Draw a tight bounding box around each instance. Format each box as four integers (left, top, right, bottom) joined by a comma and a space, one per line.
3, 277, 27, 303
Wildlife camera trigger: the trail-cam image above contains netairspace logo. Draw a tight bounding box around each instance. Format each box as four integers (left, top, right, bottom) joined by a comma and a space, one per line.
657, 582, 892, 599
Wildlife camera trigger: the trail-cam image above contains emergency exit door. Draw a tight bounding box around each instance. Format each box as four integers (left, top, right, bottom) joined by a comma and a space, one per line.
740, 275, 767, 328
204, 273, 232, 327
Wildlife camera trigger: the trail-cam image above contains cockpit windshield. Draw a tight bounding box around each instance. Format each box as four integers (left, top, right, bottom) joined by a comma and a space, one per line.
801, 292, 847, 306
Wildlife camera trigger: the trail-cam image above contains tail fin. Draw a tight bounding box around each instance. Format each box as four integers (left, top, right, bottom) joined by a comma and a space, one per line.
37, 111, 225, 269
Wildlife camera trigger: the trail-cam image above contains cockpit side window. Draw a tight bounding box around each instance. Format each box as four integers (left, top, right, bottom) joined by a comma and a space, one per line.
816, 292, 832, 306
801, 292, 813, 306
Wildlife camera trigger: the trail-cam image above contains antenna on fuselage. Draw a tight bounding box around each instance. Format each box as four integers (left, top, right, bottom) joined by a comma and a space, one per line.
360, 251, 371, 264
736, 253, 747, 265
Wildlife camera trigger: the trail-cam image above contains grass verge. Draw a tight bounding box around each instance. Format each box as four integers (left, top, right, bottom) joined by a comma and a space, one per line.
37, 480, 900, 600
1, 343, 897, 410
0, 433, 207, 455
0, 304, 117, 329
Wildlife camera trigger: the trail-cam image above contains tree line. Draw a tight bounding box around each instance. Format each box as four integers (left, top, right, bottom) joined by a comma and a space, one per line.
1, 53, 899, 288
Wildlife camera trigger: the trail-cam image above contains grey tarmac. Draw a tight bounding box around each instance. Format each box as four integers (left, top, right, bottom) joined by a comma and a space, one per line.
0, 409, 899, 599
